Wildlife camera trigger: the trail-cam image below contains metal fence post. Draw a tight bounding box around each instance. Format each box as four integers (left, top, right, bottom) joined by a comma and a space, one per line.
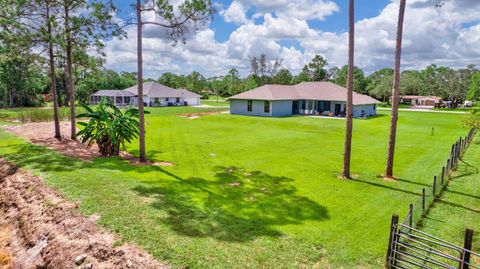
409, 204, 413, 228
459, 229, 474, 269
441, 166, 445, 185
422, 188, 426, 212
433, 176, 437, 196
386, 214, 399, 268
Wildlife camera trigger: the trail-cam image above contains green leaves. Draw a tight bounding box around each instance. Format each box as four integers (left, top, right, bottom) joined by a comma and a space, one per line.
76, 99, 145, 156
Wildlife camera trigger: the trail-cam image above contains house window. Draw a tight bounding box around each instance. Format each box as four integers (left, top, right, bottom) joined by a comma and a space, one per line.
176, 97, 180, 103
166, 97, 169, 102
264, 101, 270, 113
247, 100, 253, 112
301, 101, 306, 110
154, 98, 159, 103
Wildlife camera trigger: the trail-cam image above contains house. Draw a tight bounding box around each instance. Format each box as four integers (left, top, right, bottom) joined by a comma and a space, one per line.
90, 82, 201, 107
400, 95, 442, 107
229, 82, 380, 118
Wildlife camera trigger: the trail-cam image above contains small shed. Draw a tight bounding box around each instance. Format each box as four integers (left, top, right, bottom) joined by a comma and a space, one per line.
90, 90, 136, 106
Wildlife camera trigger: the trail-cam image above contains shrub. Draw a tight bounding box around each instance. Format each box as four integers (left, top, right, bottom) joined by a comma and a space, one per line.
76, 101, 145, 156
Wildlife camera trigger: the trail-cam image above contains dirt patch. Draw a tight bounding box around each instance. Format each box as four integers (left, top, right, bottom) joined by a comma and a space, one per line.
0, 225, 12, 268
0, 158, 168, 269
178, 110, 227, 119
0, 122, 174, 166
1, 122, 99, 161
119, 151, 175, 167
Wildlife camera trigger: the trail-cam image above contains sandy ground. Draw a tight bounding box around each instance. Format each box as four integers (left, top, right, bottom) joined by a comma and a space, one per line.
0, 122, 174, 166
0, 158, 168, 269
178, 110, 228, 119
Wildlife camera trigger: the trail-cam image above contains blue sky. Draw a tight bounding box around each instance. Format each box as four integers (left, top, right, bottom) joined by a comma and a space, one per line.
105, 0, 480, 78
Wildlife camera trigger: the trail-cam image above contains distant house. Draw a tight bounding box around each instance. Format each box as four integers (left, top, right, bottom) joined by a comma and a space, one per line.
400, 95, 442, 107
229, 82, 380, 118
90, 82, 201, 107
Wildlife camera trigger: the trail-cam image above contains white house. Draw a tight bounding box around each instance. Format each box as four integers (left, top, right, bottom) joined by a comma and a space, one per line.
91, 82, 201, 107
229, 82, 381, 118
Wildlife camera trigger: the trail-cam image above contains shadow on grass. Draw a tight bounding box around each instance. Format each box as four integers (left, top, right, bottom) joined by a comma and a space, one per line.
351, 178, 423, 196
1, 142, 329, 242
131, 166, 329, 242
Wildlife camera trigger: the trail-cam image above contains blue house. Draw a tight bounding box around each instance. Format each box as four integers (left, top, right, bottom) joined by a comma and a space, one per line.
229, 82, 380, 118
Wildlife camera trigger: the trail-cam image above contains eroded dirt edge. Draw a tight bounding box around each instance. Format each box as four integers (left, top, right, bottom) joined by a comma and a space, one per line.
0, 158, 167, 269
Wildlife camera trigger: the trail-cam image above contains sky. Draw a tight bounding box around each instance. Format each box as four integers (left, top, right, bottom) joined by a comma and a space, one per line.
104, 0, 480, 79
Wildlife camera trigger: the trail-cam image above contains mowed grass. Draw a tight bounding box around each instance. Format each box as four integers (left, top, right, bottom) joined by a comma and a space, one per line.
0, 107, 472, 268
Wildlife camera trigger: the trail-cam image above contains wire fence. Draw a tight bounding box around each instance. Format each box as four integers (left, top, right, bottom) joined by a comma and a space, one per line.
407, 128, 476, 228
386, 128, 478, 269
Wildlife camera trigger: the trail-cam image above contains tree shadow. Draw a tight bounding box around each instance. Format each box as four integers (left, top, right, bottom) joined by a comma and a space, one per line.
132, 166, 329, 242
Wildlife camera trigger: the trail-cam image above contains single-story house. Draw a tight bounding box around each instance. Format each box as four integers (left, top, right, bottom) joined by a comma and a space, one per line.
400, 95, 442, 107
90, 82, 201, 107
229, 82, 380, 118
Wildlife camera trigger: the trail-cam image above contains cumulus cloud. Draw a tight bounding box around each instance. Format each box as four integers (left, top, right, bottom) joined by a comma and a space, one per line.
103, 0, 480, 79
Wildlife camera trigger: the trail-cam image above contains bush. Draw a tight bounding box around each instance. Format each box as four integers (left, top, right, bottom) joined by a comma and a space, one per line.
76, 101, 145, 156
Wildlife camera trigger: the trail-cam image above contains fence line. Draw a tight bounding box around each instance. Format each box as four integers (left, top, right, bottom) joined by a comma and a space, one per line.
407, 128, 476, 228
386, 128, 477, 268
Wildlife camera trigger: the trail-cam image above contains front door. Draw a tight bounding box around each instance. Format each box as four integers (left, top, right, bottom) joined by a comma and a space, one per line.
292, 101, 299, 114
335, 104, 341, 116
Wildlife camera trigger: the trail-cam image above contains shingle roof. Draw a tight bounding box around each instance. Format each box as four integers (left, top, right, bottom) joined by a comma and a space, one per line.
124, 82, 201, 98
91, 90, 136, 97
229, 82, 381, 105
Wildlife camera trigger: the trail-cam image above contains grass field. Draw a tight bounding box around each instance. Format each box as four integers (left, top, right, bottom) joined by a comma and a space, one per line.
0, 107, 474, 268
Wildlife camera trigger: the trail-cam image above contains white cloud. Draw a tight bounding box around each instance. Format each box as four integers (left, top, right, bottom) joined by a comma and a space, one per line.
220, 1, 249, 24
103, 0, 480, 79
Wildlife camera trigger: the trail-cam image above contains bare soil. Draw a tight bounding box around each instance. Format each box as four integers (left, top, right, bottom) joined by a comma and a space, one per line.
0, 122, 174, 166
0, 158, 168, 269
178, 110, 228, 119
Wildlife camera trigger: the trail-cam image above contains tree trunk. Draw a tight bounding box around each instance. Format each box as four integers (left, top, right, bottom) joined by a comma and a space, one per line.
64, 2, 76, 139
385, 0, 406, 179
342, 0, 355, 179
47, 2, 61, 139
136, 0, 147, 162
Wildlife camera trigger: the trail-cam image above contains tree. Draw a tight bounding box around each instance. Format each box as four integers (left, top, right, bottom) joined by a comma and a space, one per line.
400, 71, 426, 96
296, 65, 311, 83
327, 66, 341, 81
307, 55, 328, 81
76, 100, 144, 156
55, 0, 121, 139
385, 0, 406, 179
369, 74, 394, 102
335, 65, 367, 94
467, 72, 480, 101
186, 71, 206, 93
249, 54, 283, 86
135, 0, 215, 162
342, 0, 354, 179
273, 69, 293, 85
158, 72, 180, 88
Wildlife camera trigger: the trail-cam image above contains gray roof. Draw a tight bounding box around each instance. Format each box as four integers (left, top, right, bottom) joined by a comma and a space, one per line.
229, 82, 381, 105
124, 82, 201, 98
91, 89, 136, 97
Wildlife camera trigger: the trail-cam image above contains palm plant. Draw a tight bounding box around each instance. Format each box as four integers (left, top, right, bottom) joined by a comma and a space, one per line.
76, 100, 145, 157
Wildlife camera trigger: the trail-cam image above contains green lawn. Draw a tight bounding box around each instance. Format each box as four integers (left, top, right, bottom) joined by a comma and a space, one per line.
0, 107, 473, 268
200, 100, 230, 106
